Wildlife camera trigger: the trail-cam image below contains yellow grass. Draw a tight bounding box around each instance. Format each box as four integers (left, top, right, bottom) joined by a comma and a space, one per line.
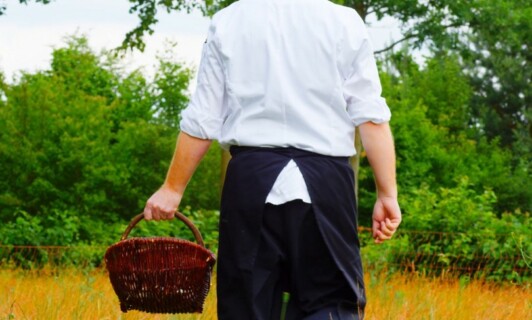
0, 268, 529, 319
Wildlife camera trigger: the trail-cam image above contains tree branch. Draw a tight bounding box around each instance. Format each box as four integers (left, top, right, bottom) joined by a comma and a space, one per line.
374, 33, 418, 54
373, 22, 463, 54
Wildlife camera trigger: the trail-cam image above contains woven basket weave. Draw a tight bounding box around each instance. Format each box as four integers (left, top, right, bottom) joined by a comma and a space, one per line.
104, 212, 216, 314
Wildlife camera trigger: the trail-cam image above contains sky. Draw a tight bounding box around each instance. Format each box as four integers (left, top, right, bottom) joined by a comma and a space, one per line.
0, 0, 402, 84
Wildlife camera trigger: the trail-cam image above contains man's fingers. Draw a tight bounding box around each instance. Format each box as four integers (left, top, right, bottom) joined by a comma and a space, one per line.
380, 221, 394, 237
143, 204, 175, 221
151, 204, 161, 221
161, 207, 176, 220
378, 230, 392, 239
144, 203, 153, 221
374, 230, 392, 242
372, 219, 380, 239
374, 218, 401, 243
144, 187, 182, 222
384, 218, 400, 233
380, 218, 401, 236
153, 204, 177, 221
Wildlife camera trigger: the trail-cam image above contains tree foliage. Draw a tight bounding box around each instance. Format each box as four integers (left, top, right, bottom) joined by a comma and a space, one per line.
0, 0, 53, 16
3, 0, 528, 161
0, 35, 221, 245
358, 52, 530, 220
461, 1, 531, 150
0, 3, 529, 278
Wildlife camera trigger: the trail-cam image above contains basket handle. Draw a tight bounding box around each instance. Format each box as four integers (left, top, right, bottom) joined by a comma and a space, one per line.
120, 211, 205, 247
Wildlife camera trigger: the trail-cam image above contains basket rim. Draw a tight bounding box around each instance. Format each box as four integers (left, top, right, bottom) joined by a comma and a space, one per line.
120, 212, 205, 247
105, 236, 216, 257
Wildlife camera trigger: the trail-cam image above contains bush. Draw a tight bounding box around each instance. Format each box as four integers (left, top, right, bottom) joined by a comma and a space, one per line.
362, 178, 531, 283
0, 35, 222, 236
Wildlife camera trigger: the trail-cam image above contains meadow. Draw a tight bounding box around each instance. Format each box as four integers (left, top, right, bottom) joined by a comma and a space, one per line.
1, 2, 530, 320
1, 268, 529, 320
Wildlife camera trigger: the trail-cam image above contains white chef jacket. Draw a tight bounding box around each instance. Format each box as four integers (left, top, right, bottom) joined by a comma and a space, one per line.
180, 0, 391, 204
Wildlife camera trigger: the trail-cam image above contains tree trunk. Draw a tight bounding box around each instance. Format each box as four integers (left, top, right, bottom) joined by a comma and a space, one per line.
348, 2, 366, 207
353, 1, 367, 21
220, 149, 231, 193
350, 128, 363, 207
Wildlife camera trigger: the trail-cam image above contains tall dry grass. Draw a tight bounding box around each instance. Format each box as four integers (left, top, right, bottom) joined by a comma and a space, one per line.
0, 268, 529, 319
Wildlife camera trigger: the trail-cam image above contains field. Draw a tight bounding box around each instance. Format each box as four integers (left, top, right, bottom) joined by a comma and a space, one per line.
1, 268, 529, 320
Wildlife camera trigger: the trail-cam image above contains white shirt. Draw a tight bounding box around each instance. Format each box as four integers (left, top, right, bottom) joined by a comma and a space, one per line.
265, 159, 311, 204
180, 0, 391, 204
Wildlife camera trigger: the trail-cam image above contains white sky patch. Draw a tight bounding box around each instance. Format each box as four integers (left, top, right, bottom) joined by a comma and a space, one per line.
0, 0, 403, 87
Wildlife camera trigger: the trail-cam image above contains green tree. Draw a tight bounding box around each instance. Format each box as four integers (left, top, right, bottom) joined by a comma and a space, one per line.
152, 43, 193, 129
3, 0, 529, 214
460, 1, 531, 150
0, 0, 53, 16
357, 52, 530, 223
0, 35, 221, 245
4, 1, 528, 147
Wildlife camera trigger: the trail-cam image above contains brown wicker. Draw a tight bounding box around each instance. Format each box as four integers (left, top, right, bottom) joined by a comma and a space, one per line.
104, 212, 216, 314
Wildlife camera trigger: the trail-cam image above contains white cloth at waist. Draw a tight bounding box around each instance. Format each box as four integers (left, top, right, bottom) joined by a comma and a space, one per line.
265, 160, 311, 205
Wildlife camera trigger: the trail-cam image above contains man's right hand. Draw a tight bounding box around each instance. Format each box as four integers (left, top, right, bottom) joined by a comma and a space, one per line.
372, 196, 401, 244
358, 122, 400, 243
143, 185, 183, 221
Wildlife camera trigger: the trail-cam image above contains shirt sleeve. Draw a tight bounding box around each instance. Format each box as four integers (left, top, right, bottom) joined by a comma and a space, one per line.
179, 21, 226, 140
340, 14, 391, 127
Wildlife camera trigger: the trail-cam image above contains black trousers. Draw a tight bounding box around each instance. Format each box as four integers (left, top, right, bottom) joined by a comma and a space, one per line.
218, 146, 365, 319
218, 199, 361, 320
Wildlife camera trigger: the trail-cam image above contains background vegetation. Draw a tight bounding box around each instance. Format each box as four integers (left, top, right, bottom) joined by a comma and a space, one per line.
0, 0, 530, 284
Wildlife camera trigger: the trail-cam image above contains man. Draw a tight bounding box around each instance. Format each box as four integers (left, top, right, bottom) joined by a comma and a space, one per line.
143, 0, 401, 319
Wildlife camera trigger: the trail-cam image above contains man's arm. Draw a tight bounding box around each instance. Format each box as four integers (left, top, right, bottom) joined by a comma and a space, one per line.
143, 132, 212, 220
358, 122, 401, 243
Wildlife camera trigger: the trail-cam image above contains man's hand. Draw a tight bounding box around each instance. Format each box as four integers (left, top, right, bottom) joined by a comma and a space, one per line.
372, 196, 401, 244
142, 132, 212, 221
358, 122, 400, 243
143, 185, 182, 221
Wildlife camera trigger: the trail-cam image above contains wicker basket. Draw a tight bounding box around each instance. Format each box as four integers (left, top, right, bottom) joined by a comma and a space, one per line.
104, 212, 216, 314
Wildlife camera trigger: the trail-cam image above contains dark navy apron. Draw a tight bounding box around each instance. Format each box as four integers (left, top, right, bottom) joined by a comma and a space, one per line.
217, 146, 366, 318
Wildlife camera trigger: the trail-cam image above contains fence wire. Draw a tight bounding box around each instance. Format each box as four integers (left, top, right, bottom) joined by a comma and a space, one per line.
1, 228, 529, 282
357, 227, 530, 282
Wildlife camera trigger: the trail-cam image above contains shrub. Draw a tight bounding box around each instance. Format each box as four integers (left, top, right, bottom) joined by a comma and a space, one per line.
362, 178, 531, 283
